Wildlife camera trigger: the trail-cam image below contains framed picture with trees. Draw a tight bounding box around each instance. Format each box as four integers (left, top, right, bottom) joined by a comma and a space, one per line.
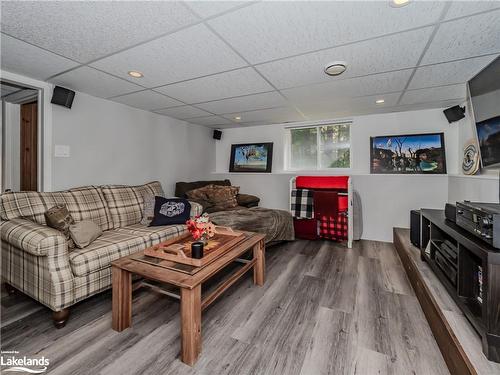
370, 133, 447, 174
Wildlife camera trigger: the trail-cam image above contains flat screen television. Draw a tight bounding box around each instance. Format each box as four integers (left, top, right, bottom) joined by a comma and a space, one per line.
468, 56, 500, 168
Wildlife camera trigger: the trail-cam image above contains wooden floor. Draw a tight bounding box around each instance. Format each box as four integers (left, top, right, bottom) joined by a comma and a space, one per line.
1, 240, 450, 375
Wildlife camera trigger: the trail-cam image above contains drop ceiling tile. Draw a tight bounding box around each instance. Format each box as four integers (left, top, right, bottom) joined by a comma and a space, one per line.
111, 90, 183, 111
296, 92, 401, 119
156, 67, 274, 103
0, 1, 199, 62
256, 27, 433, 89
422, 10, 500, 65
154, 105, 212, 119
282, 70, 413, 104
195, 91, 287, 114
408, 55, 497, 89
49, 67, 143, 99
222, 107, 304, 123
185, 1, 251, 18
400, 84, 466, 106
91, 24, 247, 87
1, 34, 79, 80
444, 1, 500, 20
187, 116, 234, 126
208, 1, 444, 64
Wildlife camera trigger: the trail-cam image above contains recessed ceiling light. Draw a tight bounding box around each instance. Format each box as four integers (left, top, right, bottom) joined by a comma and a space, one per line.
127, 70, 143, 78
234, 116, 242, 120
324, 62, 347, 76
375, 99, 385, 104
390, 0, 410, 8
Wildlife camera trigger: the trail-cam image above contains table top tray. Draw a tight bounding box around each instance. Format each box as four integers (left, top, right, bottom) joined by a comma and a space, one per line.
143, 226, 246, 267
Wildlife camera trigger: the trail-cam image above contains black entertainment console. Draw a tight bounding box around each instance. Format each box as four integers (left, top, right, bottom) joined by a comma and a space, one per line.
420, 209, 500, 362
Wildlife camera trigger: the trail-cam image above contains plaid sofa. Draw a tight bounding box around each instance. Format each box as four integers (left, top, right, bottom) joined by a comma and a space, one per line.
0, 181, 202, 313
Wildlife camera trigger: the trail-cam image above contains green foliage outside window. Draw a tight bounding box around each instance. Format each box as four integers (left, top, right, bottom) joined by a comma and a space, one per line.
289, 123, 350, 169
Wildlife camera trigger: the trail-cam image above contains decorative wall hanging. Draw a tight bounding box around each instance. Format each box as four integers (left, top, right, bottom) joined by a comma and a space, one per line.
370, 133, 447, 174
462, 142, 480, 175
229, 143, 273, 173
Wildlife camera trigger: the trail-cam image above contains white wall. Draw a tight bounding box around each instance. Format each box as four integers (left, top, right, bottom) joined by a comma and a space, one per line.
1, 101, 21, 191
448, 174, 499, 203
213, 108, 457, 242
52, 91, 214, 195
451, 98, 499, 204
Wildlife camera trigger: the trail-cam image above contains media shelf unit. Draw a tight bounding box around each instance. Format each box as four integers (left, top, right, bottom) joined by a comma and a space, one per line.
420, 209, 500, 362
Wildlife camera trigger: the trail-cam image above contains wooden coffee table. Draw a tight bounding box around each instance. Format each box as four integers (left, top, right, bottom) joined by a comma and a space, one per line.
111, 231, 266, 366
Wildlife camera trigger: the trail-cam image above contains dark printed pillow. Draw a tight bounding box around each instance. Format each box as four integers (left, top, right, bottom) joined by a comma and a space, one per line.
44, 204, 76, 249
149, 197, 191, 227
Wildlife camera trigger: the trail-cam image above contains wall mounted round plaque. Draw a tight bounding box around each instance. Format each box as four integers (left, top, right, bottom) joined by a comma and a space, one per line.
462, 143, 480, 175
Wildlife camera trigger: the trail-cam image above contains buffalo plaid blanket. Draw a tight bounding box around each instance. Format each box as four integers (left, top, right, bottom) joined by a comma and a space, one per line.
290, 189, 314, 218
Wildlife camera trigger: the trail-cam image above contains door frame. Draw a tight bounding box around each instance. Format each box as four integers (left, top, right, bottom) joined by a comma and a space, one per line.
1, 71, 53, 191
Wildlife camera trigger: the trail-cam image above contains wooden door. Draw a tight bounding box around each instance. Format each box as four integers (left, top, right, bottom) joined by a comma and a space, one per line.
20, 102, 37, 191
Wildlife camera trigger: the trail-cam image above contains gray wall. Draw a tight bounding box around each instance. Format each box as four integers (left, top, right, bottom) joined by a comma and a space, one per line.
51, 91, 214, 195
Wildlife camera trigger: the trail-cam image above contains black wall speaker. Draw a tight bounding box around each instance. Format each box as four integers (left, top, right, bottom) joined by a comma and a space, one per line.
443, 105, 465, 123
213, 130, 222, 140
51, 86, 75, 108
410, 210, 421, 248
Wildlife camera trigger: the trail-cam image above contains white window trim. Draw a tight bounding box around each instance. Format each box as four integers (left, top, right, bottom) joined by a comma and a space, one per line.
285, 121, 352, 171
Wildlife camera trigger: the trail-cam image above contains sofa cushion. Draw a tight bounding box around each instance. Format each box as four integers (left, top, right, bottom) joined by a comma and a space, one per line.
0, 186, 113, 231
101, 181, 164, 228
69, 230, 150, 276
116, 223, 187, 244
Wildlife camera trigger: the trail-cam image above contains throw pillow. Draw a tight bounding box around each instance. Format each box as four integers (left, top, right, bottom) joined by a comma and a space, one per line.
44, 204, 76, 249
208, 185, 240, 212
149, 197, 191, 226
185, 185, 212, 201
186, 184, 239, 212
140, 192, 157, 225
69, 221, 103, 248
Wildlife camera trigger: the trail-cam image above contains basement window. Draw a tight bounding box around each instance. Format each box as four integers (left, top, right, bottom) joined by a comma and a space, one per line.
286, 122, 351, 170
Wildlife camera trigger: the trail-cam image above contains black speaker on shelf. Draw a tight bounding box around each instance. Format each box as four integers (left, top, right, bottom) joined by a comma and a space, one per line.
213, 129, 222, 140
445, 203, 457, 223
51, 86, 75, 108
443, 105, 465, 123
410, 210, 421, 248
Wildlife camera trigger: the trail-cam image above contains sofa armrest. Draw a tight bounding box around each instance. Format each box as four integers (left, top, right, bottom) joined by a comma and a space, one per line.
1, 218, 67, 256
237, 194, 260, 208
189, 201, 204, 217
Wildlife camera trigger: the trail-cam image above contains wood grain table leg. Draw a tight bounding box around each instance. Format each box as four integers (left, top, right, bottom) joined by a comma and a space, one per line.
253, 239, 265, 286
180, 285, 202, 366
112, 265, 132, 332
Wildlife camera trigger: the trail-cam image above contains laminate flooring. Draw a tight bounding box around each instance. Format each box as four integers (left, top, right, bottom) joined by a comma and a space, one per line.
0, 240, 449, 375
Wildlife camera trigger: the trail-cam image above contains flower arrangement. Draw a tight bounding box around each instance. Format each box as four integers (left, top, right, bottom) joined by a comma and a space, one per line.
186, 213, 216, 243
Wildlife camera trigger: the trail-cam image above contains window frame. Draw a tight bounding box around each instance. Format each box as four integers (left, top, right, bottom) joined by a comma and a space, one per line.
285, 121, 352, 171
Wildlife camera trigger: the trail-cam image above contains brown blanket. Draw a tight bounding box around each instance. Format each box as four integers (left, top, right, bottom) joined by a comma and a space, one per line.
210, 207, 295, 243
